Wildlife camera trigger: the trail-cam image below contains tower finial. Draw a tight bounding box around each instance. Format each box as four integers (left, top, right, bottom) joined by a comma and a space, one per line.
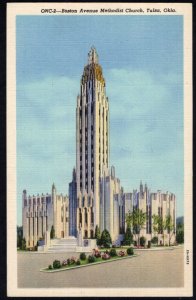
140, 180, 143, 193
88, 46, 99, 64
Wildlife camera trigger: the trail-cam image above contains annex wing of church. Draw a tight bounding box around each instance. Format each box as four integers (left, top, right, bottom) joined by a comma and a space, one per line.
22, 47, 176, 249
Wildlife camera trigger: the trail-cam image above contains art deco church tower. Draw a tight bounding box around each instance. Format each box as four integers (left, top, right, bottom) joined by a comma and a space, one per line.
76, 47, 109, 238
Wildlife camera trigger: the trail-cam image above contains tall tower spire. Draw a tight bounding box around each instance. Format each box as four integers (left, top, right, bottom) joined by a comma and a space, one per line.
76, 47, 109, 238
88, 46, 99, 64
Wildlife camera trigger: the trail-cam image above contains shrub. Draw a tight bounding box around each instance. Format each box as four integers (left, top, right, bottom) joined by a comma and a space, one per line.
176, 223, 184, 244
88, 255, 96, 263
118, 250, 126, 257
76, 259, 81, 265
100, 229, 112, 248
151, 236, 158, 244
48, 264, 52, 270
102, 253, 110, 260
53, 260, 61, 269
140, 236, 146, 247
127, 247, 134, 256
124, 226, 133, 246
80, 252, 86, 260
93, 249, 101, 258
109, 248, 117, 257
147, 241, 151, 248
176, 229, 184, 244
70, 257, 77, 264
62, 260, 67, 266
67, 258, 71, 265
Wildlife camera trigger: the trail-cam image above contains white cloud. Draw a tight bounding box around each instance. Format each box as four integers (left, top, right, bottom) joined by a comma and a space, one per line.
17, 69, 183, 224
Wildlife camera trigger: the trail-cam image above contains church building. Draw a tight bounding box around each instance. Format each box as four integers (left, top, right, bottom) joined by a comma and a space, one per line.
22, 47, 176, 249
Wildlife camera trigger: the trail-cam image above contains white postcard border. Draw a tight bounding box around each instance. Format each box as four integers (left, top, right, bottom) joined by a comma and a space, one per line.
7, 2, 192, 297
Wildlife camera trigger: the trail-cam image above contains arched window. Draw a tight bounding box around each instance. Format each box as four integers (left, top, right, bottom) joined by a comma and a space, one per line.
85, 208, 88, 224
84, 230, 88, 238
79, 208, 82, 225
90, 230, 94, 239
91, 207, 94, 224
61, 206, 64, 222
46, 196, 51, 204
82, 197, 85, 207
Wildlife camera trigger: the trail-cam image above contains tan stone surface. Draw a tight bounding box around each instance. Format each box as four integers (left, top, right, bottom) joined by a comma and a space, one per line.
17, 247, 183, 288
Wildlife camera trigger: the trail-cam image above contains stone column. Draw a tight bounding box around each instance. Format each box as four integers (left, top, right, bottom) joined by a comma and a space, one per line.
34, 213, 37, 246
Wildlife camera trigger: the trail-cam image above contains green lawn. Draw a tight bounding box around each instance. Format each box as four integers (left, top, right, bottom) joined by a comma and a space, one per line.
99, 246, 131, 252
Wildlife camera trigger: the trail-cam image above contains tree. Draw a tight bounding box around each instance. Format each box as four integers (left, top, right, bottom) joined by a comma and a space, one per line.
126, 208, 146, 246
151, 236, 158, 245
165, 214, 175, 246
152, 214, 175, 246
100, 229, 112, 248
124, 225, 133, 246
95, 225, 101, 245
50, 225, 55, 239
152, 214, 167, 245
176, 222, 184, 244
21, 238, 26, 250
17, 226, 23, 248
152, 214, 162, 244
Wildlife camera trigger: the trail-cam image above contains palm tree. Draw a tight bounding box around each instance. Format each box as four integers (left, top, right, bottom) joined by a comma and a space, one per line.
152, 214, 160, 245
152, 214, 167, 245
126, 208, 146, 246
165, 214, 174, 246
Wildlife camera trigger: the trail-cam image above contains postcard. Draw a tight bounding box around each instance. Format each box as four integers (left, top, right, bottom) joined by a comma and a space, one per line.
7, 2, 192, 297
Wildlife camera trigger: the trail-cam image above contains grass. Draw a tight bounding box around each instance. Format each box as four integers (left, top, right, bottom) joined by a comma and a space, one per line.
42, 254, 136, 273
99, 246, 131, 252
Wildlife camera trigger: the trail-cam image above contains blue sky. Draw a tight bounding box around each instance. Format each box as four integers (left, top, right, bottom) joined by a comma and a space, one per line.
16, 15, 183, 225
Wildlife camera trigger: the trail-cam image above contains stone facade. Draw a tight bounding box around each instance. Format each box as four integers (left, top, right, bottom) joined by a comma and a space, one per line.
123, 182, 176, 245
75, 47, 110, 238
22, 184, 69, 249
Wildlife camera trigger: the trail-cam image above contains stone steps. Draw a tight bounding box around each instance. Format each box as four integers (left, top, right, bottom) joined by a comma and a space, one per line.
47, 237, 78, 253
